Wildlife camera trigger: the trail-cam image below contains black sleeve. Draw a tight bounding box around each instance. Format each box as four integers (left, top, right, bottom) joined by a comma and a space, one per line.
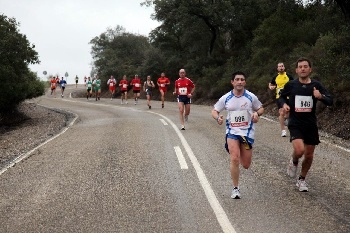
316, 82, 333, 106
287, 73, 294, 81
270, 75, 277, 85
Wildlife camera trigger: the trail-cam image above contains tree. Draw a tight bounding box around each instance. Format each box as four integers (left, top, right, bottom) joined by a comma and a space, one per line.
0, 14, 44, 116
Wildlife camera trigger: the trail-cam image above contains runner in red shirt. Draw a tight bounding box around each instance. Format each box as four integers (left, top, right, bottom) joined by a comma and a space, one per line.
55, 76, 60, 88
173, 69, 195, 130
50, 77, 57, 97
119, 75, 129, 104
130, 74, 142, 105
157, 72, 170, 108
107, 75, 117, 100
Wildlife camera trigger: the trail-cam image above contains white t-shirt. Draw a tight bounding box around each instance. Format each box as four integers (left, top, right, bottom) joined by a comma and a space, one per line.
213, 89, 262, 139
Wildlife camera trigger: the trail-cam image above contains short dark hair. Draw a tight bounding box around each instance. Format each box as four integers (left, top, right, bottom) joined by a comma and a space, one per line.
296, 57, 312, 68
231, 71, 247, 80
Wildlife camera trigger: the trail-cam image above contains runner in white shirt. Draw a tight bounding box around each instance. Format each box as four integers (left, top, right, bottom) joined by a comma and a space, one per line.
212, 71, 264, 199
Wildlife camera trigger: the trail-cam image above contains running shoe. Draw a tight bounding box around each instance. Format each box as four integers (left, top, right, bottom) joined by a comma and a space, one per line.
125, 101, 128, 104
296, 179, 309, 192
281, 130, 287, 137
162, 104, 164, 108
287, 158, 298, 178
185, 115, 188, 122
231, 187, 241, 199
181, 125, 185, 130
149, 105, 151, 109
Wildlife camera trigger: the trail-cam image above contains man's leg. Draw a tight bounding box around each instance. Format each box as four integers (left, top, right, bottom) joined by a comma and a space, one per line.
178, 102, 185, 126
300, 144, 315, 178
227, 138, 241, 187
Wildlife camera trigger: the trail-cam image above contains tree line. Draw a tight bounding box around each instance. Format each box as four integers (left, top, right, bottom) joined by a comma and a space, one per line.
1, 0, 349, 122
90, 0, 350, 107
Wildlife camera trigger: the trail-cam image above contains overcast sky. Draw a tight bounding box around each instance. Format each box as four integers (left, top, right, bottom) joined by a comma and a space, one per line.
1, 0, 160, 83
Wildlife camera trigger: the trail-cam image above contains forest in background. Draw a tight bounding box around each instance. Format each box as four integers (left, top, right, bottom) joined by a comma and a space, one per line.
90, 0, 350, 109
1, 0, 349, 138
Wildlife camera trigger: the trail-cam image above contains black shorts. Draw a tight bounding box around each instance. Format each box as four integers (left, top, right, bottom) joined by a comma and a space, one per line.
177, 95, 192, 105
133, 90, 140, 94
289, 125, 320, 145
75, 80, 78, 83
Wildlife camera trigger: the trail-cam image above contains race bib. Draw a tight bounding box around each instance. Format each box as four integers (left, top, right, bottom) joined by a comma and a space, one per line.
161, 84, 165, 87
122, 84, 127, 88
229, 110, 249, 128
109, 82, 114, 87
179, 87, 187, 95
135, 83, 140, 87
87, 83, 92, 88
295, 95, 313, 112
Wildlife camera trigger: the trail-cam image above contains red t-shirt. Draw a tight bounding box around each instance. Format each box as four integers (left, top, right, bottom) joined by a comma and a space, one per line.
119, 80, 128, 91
50, 79, 57, 89
108, 78, 116, 90
131, 78, 141, 91
157, 77, 170, 92
175, 77, 195, 95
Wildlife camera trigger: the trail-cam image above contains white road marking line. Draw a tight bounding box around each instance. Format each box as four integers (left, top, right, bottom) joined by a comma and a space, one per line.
150, 111, 236, 233
260, 116, 275, 122
160, 119, 168, 125
320, 140, 350, 153
0, 110, 78, 176
174, 146, 188, 169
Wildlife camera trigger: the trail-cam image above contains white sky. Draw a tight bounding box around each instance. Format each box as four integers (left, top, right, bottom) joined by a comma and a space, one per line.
1, 0, 160, 83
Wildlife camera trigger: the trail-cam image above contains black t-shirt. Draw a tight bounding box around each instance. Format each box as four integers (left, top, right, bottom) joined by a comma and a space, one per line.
279, 79, 332, 127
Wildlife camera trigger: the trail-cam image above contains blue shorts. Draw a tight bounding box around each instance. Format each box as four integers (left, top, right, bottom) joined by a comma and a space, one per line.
225, 134, 254, 152
177, 95, 191, 105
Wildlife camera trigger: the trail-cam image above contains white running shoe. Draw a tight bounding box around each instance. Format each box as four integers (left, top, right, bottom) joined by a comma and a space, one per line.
287, 158, 298, 178
231, 187, 241, 199
281, 130, 287, 137
296, 179, 309, 192
180, 125, 185, 130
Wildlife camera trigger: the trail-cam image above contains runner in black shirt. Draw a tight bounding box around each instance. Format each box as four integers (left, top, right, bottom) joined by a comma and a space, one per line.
279, 57, 333, 192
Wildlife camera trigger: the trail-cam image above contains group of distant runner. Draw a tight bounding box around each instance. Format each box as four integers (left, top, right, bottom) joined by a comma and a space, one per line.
49, 58, 333, 200
50, 76, 67, 98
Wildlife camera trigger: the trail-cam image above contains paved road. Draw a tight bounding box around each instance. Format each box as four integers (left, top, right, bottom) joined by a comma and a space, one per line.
1, 85, 349, 233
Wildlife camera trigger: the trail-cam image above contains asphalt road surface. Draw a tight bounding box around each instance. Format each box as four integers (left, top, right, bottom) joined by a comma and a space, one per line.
1, 85, 349, 233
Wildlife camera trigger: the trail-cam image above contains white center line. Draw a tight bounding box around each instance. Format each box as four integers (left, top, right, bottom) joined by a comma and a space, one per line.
160, 118, 168, 125
174, 146, 188, 169
150, 111, 236, 233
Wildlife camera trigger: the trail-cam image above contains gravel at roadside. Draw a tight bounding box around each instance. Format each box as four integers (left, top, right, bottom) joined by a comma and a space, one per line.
0, 101, 75, 168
